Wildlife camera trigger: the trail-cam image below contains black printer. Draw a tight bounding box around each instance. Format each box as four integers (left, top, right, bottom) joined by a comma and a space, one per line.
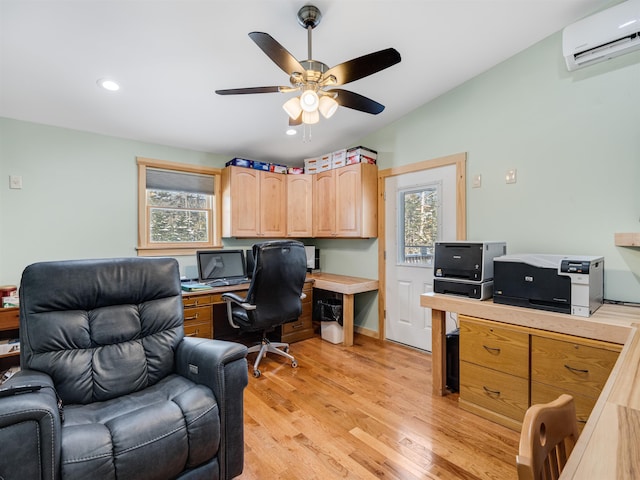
493, 254, 604, 317
433, 241, 506, 300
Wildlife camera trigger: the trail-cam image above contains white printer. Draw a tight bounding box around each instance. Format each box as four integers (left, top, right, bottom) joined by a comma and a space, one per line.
493, 254, 604, 317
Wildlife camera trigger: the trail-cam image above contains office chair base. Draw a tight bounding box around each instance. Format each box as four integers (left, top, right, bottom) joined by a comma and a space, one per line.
248, 338, 297, 377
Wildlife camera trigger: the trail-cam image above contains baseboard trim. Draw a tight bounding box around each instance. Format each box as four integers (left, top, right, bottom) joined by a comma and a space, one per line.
354, 326, 379, 339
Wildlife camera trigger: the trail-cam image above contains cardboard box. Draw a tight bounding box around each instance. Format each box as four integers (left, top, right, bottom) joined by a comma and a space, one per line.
225, 158, 253, 168
346, 146, 377, 159
0, 339, 20, 355
345, 154, 377, 165
332, 149, 347, 169
252, 161, 270, 171
288, 167, 305, 175
269, 164, 288, 174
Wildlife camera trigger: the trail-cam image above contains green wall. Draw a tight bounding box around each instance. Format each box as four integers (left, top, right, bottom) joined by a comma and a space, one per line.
1, 26, 639, 335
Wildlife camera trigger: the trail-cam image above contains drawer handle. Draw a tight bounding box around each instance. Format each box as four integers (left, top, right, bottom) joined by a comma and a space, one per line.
482, 345, 501, 355
482, 386, 501, 396
291, 323, 303, 329
564, 364, 589, 374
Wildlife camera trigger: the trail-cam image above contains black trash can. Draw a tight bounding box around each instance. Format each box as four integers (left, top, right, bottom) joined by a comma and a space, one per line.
317, 298, 344, 344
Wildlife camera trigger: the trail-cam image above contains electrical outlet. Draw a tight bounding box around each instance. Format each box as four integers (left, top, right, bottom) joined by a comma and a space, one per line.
9, 175, 22, 189
472, 174, 482, 188
505, 169, 517, 184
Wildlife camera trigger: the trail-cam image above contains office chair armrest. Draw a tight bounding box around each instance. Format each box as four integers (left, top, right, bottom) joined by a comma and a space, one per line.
0, 370, 62, 480
301, 292, 307, 300
221, 292, 256, 310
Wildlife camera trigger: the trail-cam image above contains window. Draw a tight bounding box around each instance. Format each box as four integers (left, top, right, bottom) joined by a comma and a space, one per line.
137, 157, 221, 256
398, 183, 441, 267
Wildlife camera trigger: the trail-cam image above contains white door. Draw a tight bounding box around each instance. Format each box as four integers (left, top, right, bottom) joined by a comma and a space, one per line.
385, 165, 458, 351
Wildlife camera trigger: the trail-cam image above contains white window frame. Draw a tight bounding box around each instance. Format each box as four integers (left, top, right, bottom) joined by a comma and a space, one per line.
137, 157, 222, 256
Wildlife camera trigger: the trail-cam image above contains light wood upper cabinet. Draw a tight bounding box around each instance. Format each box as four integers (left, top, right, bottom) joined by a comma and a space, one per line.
286, 174, 313, 237
313, 163, 377, 238
222, 167, 286, 237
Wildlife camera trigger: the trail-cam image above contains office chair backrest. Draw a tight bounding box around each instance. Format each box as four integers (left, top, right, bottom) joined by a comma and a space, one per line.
245, 240, 307, 331
516, 394, 579, 480
19, 257, 184, 404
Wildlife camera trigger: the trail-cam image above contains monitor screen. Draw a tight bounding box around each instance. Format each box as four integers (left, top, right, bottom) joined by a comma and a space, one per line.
304, 246, 315, 270
197, 250, 246, 282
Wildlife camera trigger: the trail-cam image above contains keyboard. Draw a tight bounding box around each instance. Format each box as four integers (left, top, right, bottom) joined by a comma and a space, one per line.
205, 277, 250, 287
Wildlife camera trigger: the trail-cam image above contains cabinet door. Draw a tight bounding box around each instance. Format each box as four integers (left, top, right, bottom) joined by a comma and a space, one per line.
286, 174, 313, 237
313, 170, 336, 237
335, 164, 362, 237
223, 167, 260, 237
259, 171, 287, 237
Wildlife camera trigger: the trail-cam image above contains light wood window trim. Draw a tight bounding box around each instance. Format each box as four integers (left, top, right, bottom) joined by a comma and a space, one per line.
136, 157, 222, 256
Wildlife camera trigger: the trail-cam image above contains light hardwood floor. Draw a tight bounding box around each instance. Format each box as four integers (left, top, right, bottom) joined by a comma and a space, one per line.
237, 334, 520, 480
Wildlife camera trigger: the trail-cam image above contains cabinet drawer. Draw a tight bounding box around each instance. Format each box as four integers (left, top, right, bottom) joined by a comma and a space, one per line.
460, 316, 529, 378
182, 295, 213, 308
531, 335, 619, 399
183, 305, 212, 323
184, 320, 213, 339
531, 381, 596, 431
460, 361, 529, 422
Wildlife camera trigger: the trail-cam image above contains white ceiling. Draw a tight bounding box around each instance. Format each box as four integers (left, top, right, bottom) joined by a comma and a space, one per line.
0, 0, 608, 167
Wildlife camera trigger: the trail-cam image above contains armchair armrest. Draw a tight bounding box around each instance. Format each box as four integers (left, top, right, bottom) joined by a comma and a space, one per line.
0, 370, 62, 480
175, 337, 248, 479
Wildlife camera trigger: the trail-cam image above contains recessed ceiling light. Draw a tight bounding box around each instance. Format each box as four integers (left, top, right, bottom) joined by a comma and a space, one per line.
286, 128, 297, 136
97, 78, 120, 91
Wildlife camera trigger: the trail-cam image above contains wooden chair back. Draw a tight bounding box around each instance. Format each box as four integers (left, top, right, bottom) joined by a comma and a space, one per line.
516, 394, 579, 480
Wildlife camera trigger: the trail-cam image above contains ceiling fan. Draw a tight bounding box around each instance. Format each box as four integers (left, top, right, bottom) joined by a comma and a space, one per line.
215, 4, 401, 126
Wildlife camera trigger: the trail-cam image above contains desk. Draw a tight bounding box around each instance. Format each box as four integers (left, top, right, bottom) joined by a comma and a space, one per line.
184, 273, 379, 347
308, 273, 379, 347
420, 292, 640, 479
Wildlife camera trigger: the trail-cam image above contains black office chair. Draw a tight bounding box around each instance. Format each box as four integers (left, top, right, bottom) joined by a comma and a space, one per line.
222, 240, 307, 378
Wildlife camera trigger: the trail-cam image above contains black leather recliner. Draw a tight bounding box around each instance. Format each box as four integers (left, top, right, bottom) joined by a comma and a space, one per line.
222, 240, 307, 378
0, 257, 248, 480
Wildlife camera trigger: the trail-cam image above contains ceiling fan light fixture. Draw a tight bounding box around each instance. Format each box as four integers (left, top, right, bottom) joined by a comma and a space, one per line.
283, 96, 302, 120
300, 89, 319, 112
319, 95, 339, 119
302, 110, 319, 124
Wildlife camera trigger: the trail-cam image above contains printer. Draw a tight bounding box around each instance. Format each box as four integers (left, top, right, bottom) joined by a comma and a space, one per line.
493, 254, 604, 317
433, 241, 507, 300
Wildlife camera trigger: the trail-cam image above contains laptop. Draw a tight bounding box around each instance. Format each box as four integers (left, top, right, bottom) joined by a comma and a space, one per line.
196, 250, 250, 286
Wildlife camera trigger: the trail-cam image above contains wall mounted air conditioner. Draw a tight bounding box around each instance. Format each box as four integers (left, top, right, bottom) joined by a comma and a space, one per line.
563, 0, 640, 71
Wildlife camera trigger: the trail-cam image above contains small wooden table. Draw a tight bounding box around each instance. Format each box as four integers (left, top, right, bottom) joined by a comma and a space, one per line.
308, 273, 379, 346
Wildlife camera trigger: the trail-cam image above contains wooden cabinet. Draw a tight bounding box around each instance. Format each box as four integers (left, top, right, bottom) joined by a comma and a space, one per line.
0, 308, 21, 380
530, 333, 620, 430
222, 167, 287, 237
459, 315, 530, 430
313, 163, 378, 238
280, 280, 314, 343
286, 174, 313, 237
458, 314, 621, 432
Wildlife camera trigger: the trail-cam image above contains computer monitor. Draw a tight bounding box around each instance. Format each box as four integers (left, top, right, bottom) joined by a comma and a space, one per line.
197, 250, 247, 283
304, 245, 319, 271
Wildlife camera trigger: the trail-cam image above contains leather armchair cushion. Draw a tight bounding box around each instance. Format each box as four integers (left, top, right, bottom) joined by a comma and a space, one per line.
61, 374, 219, 479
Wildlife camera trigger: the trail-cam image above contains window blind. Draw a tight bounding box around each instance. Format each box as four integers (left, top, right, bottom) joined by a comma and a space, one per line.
146, 168, 214, 194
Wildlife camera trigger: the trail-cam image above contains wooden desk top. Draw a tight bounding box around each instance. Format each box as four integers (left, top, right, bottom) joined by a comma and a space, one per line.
307, 272, 379, 295
419, 293, 640, 479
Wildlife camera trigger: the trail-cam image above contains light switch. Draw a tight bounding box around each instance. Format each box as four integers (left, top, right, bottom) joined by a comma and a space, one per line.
472, 174, 482, 188
9, 175, 22, 189
505, 169, 517, 184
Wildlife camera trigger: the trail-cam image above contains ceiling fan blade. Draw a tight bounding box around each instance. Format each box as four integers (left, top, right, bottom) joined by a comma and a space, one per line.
215, 86, 282, 95
330, 89, 385, 115
289, 114, 302, 126
323, 48, 401, 86
248, 31, 306, 75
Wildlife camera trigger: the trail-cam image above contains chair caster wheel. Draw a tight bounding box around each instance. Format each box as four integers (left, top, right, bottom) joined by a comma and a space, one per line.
253, 369, 261, 378
291, 360, 298, 368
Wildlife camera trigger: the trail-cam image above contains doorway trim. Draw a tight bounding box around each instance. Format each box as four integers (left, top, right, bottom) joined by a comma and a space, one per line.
377, 152, 467, 340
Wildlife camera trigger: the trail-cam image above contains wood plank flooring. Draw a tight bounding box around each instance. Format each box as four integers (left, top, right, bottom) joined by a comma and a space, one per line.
236, 335, 519, 480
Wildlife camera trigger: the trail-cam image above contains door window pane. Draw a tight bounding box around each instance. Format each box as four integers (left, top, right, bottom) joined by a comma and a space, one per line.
398, 184, 440, 266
